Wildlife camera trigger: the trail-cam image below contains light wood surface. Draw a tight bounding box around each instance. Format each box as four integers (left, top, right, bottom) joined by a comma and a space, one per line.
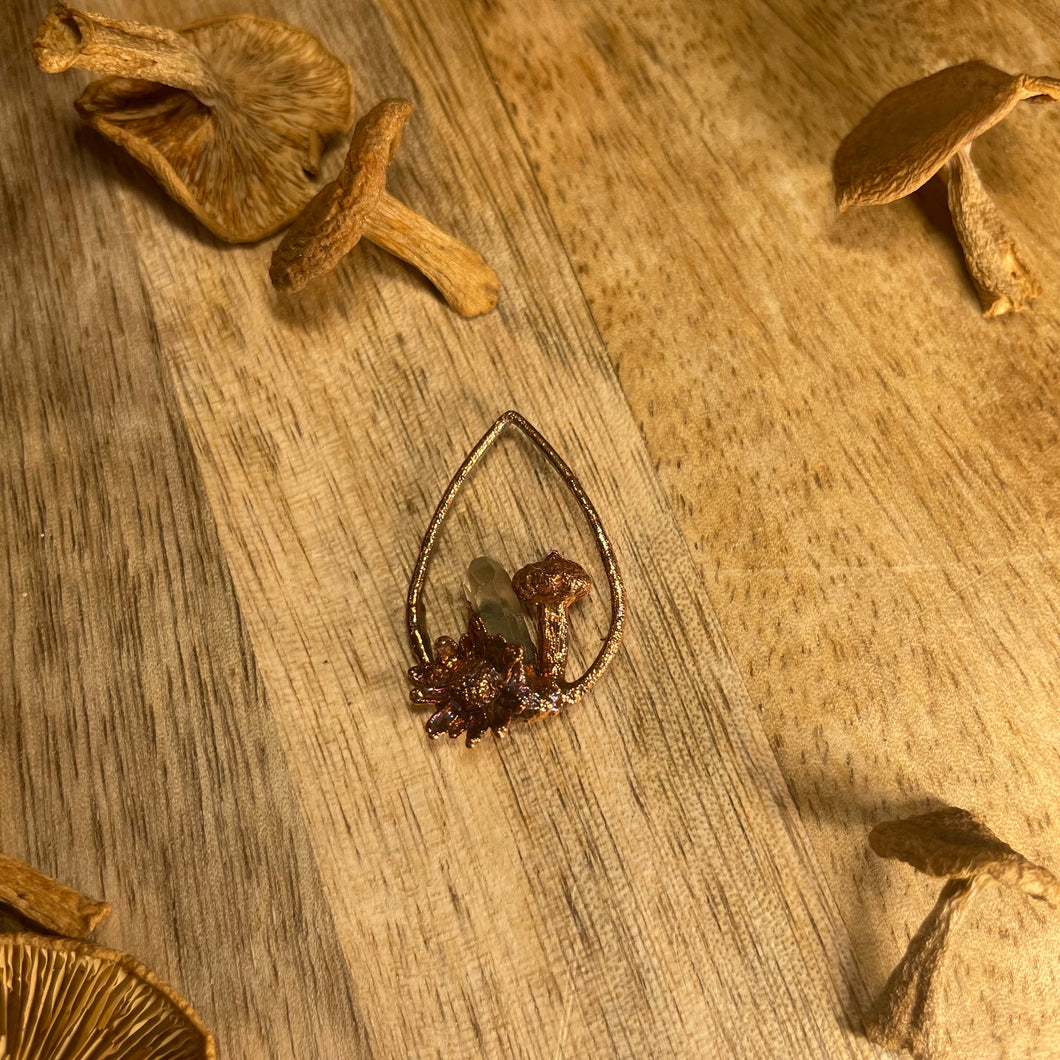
471, 1, 1060, 1056
3, 0, 1058, 1058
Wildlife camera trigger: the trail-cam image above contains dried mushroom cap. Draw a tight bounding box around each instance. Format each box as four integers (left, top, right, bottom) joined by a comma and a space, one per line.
512, 552, 592, 607
870, 806, 1060, 904
835, 61, 1060, 208
271, 98, 414, 291
271, 97, 499, 316
834, 61, 1060, 317
32, 4, 354, 242
0, 933, 215, 1059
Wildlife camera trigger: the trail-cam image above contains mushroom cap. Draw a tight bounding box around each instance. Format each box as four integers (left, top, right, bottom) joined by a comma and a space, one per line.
270, 97, 414, 291
834, 61, 1060, 210
870, 806, 1060, 906
62, 13, 354, 242
512, 551, 592, 607
0, 933, 215, 1058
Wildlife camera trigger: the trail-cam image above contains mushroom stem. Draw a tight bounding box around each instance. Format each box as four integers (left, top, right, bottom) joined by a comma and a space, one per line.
532, 601, 572, 682
865, 875, 987, 1060
943, 145, 1041, 317
32, 4, 228, 106
0, 852, 109, 938
362, 192, 499, 317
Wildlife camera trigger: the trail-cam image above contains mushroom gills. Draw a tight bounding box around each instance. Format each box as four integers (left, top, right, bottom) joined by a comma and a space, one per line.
0, 934, 214, 1059
32, 5, 355, 242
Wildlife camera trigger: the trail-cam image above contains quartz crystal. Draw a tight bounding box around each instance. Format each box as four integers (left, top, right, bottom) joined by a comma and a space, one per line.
463, 556, 536, 661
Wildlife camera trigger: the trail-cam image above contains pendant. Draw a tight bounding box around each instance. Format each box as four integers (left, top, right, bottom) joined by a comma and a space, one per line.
406, 411, 625, 747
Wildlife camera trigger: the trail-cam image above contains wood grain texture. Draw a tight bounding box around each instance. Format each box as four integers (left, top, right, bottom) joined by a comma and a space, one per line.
0, 5, 361, 1057
0, 0, 897, 1056
468, 0, 1060, 1056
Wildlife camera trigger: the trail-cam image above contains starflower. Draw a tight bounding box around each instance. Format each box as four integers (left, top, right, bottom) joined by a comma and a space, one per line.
408, 609, 532, 746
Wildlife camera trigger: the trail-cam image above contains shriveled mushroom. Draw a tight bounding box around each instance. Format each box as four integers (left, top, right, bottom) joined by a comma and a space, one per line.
270, 97, 499, 317
511, 551, 592, 682
31, 4, 354, 242
0, 851, 109, 937
834, 61, 1060, 316
865, 806, 1060, 1059
0, 933, 214, 1059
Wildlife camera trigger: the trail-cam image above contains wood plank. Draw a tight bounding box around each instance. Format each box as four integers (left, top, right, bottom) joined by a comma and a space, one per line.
83, 0, 877, 1054
469, 1, 1060, 1056
0, 5, 362, 1056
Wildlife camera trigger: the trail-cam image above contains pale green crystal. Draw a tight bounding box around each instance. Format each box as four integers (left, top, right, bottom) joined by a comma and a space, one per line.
464, 555, 536, 661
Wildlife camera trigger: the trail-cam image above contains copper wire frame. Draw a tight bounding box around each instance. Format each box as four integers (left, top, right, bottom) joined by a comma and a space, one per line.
406, 410, 625, 702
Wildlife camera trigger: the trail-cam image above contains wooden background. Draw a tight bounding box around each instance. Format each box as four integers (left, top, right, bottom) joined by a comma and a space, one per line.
3, 0, 1059, 1057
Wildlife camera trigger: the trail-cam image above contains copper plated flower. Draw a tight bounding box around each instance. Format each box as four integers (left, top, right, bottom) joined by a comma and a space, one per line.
409, 610, 533, 745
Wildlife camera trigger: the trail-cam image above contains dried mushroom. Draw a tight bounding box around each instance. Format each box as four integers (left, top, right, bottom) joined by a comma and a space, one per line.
32, 3, 354, 242
865, 806, 1060, 1059
834, 61, 1060, 316
0, 934, 214, 1059
0, 851, 109, 937
271, 97, 499, 316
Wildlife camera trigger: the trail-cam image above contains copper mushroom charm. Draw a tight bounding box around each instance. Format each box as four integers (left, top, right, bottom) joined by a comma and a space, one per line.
834, 61, 1060, 316
270, 98, 499, 316
865, 806, 1060, 1059
407, 412, 624, 746
31, 4, 354, 242
511, 552, 592, 682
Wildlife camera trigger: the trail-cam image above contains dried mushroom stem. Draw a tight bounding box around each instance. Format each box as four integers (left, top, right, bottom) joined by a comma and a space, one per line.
865, 876, 985, 1060
944, 145, 1041, 317
0, 852, 109, 938
365, 193, 499, 318
32, 4, 227, 105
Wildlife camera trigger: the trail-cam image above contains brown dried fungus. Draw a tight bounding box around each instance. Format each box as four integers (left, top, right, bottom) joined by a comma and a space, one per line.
32, 4, 354, 242
835, 62, 1060, 316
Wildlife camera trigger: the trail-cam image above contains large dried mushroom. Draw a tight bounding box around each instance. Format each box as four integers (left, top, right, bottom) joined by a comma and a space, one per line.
865, 806, 1060, 1059
0, 935, 215, 1059
1, 852, 215, 1059
835, 62, 1060, 316
31, 3, 354, 241
271, 97, 499, 316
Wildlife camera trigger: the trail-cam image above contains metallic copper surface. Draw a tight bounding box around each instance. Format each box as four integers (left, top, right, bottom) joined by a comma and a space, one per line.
406, 411, 625, 745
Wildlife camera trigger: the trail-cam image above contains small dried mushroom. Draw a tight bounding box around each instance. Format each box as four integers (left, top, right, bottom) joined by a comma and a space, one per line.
0, 853, 215, 1057
834, 62, 1060, 316
31, 4, 354, 241
865, 806, 1060, 1059
0, 934, 215, 1059
270, 97, 499, 316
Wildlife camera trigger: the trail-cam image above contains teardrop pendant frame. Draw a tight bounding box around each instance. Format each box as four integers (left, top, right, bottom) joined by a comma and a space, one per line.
406, 410, 625, 740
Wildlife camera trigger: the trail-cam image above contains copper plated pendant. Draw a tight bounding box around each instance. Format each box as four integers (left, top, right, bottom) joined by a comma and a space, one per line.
406, 411, 625, 747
